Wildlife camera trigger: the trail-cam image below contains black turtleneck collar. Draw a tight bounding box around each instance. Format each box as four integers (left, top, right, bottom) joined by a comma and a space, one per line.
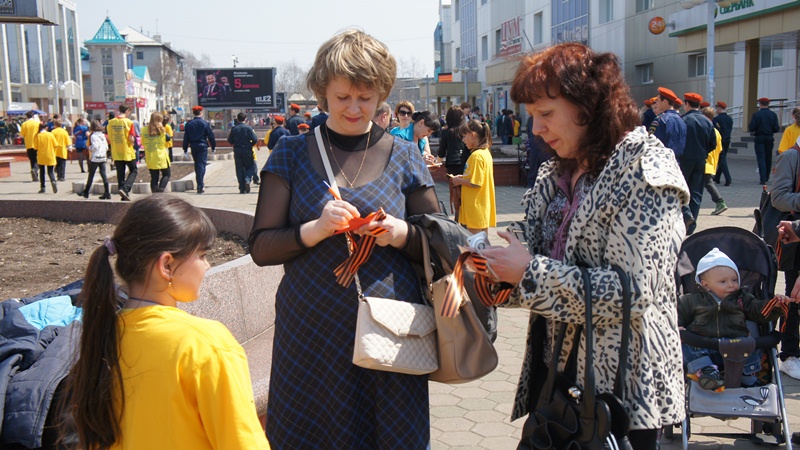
322, 122, 385, 152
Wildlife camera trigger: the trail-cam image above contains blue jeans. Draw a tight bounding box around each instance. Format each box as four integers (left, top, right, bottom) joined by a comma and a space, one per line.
679, 158, 706, 234
191, 146, 208, 190
682, 342, 763, 377
754, 136, 775, 184
233, 148, 255, 192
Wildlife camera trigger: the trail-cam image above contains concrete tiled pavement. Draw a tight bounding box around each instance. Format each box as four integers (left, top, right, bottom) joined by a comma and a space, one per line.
1, 150, 799, 449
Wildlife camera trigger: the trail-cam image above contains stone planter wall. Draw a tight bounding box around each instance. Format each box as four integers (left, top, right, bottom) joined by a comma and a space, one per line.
0, 199, 279, 417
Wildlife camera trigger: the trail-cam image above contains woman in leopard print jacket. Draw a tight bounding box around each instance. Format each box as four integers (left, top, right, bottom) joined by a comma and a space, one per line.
481, 43, 690, 450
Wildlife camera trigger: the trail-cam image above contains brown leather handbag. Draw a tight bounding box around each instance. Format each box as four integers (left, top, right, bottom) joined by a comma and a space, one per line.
419, 228, 498, 383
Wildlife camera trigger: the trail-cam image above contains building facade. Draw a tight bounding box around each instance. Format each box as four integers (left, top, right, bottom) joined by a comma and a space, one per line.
0, 0, 83, 119
118, 27, 185, 115
435, 0, 800, 130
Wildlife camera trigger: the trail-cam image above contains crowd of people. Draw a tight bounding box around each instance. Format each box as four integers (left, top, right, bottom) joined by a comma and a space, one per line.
8, 26, 800, 450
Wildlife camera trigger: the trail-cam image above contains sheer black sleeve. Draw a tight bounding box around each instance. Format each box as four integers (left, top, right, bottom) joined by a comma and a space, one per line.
398, 185, 441, 264
248, 172, 307, 266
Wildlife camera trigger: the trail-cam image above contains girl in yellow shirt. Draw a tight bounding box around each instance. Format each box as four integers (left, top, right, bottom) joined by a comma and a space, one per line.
162, 111, 174, 162
142, 112, 171, 193
52, 119, 71, 181
67, 196, 271, 450
34, 124, 57, 193
451, 119, 497, 233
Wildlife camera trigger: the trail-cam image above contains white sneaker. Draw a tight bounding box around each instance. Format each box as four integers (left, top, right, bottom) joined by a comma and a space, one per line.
780, 356, 800, 380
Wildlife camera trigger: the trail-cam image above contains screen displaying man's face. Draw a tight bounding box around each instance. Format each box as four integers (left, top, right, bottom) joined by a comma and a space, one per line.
220, 76, 229, 85
206, 74, 216, 85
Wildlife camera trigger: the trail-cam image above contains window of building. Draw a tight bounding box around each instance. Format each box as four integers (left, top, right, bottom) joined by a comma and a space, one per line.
635, 63, 653, 84
456, 47, 461, 67
760, 44, 784, 69
688, 53, 707, 77
481, 35, 488, 61
481, 0, 487, 4
136, 51, 144, 60
636, 0, 653, 13
599, 0, 613, 24
23, 25, 41, 84
454, 0, 460, 21
495, 29, 501, 55
551, 0, 589, 46
103, 65, 113, 77
101, 48, 112, 61
534, 12, 543, 45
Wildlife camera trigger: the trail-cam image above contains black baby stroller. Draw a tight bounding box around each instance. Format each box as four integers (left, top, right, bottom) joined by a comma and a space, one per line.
673, 226, 793, 449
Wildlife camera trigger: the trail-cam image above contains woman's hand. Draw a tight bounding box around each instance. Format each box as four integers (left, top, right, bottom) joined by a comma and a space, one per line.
479, 230, 533, 285
423, 153, 436, 165
355, 213, 409, 248
791, 276, 800, 302
778, 220, 800, 243
300, 200, 360, 247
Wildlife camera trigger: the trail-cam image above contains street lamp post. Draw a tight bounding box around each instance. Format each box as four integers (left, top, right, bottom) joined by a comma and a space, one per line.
453, 67, 478, 104
231, 55, 239, 68
680, 0, 733, 106
47, 80, 65, 116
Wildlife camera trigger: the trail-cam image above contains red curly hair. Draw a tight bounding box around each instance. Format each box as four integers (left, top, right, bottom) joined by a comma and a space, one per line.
510, 43, 639, 175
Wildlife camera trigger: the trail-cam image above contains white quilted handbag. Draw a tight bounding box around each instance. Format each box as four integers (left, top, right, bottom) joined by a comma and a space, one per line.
353, 296, 438, 375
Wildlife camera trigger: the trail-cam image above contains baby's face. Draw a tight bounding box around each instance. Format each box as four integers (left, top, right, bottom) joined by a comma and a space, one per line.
700, 266, 739, 298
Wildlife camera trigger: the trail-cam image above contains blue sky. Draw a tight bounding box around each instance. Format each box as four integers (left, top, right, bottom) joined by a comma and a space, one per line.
78, 1, 441, 74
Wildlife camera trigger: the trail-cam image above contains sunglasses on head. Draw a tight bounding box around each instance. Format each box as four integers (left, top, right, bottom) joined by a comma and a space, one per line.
397, 110, 412, 116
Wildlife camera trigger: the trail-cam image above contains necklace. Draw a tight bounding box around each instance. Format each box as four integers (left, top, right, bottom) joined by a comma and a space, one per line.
324, 124, 371, 189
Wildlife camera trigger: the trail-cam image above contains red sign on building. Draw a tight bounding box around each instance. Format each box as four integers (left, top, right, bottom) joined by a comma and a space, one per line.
498, 17, 523, 58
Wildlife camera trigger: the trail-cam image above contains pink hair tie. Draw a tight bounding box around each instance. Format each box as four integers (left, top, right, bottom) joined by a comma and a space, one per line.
104, 237, 117, 256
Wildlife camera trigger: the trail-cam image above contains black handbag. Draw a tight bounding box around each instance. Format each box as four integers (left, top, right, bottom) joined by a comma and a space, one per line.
756, 150, 800, 271
518, 267, 632, 450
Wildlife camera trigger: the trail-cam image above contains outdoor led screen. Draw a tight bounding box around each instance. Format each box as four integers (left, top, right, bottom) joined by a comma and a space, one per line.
195, 67, 276, 108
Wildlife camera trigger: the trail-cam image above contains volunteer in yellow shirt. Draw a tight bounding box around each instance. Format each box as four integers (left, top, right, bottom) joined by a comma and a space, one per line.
20, 111, 41, 181
700, 107, 727, 215
68, 196, 270, 450
34, 124, 57, 194
52, 120, 71, 181
779, 108, 800, 154
141, 112, 171, 193
107, 104, 137, 201
163, 111, 175, 162
451, 119, 497, 233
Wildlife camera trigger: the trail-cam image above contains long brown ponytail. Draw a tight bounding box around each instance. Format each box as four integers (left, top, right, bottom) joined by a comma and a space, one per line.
66, 195, 216, 449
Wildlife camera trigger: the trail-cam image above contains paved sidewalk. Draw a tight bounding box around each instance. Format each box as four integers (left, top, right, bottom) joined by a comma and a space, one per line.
1, 153, 798, 449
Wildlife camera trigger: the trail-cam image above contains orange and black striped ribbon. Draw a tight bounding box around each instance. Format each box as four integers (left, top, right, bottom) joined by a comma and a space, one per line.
439, 251, 513, 318
333, 208, 387, 288
761, 296, 790, 332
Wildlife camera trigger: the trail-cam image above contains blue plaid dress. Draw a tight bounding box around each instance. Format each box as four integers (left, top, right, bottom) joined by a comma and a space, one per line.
264, 134, 434, 449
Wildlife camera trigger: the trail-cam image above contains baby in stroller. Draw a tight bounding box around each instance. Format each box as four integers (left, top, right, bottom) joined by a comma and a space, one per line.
678, 247, 797, 390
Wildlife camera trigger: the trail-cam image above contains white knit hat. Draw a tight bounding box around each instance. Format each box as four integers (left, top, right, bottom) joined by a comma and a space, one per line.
695, 247, 739, 283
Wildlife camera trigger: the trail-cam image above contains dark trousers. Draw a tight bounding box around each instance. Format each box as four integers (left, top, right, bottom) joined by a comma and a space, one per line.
114, 160, 138, 193
702, 174, 723, 203
149, 168, 171, 193
190, 146, 208, 190
679, 158, 706, 234
39, 165, 55, 188
234, 148, 255, 192
84, 161, 109, 195
55, 157, 66, 180
754, 136, 775, 184
714, 140, 731, 184
168, 147, 174, 163
782, 270, 800, 360
26, 148, 38, 172
76, 148, 87, 172
446, 164, 465, 176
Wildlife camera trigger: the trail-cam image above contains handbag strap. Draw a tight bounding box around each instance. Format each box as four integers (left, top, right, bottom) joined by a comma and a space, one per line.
314, 125, 341, 199
608, 265, 632, 402
579, 268, 597, 422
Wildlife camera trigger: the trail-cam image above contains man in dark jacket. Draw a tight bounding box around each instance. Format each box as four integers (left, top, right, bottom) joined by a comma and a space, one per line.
267, 116, 290, 150
681, 92, 716, 235
712, 101, 734, 185
287, 103, 305, 136
642, 97, 656, 127
749, 97, 781, 185
182, 105, 216, 194
649, 87, 687, 158
228, 112, 259, 194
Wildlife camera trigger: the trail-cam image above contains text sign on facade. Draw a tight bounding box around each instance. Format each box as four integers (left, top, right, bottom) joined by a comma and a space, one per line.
499, 17, 523, 58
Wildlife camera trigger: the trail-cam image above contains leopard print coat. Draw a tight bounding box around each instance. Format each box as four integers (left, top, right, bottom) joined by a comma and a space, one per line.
505, 126, 690, 430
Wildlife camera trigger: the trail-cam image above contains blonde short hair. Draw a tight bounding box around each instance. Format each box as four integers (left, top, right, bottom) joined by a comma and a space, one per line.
306, 29, 396, 112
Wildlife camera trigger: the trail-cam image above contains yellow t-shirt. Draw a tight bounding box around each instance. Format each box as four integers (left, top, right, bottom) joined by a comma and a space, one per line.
107, 117, 136, 161
52, 127, 70, 159
779, 124, 800, 153
141, 131, 171, 170
21, 118, 40, 150
165, 123, 174, 149
35, 131, 56, 166
704, 129, 722, 175
114, 306, 270, 450
459, 148, 497, 229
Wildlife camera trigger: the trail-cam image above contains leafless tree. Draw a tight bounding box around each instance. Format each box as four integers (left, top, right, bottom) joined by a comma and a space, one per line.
178, 49, 213, 108
397, 56, 427, 78
275, 60, 312, 99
